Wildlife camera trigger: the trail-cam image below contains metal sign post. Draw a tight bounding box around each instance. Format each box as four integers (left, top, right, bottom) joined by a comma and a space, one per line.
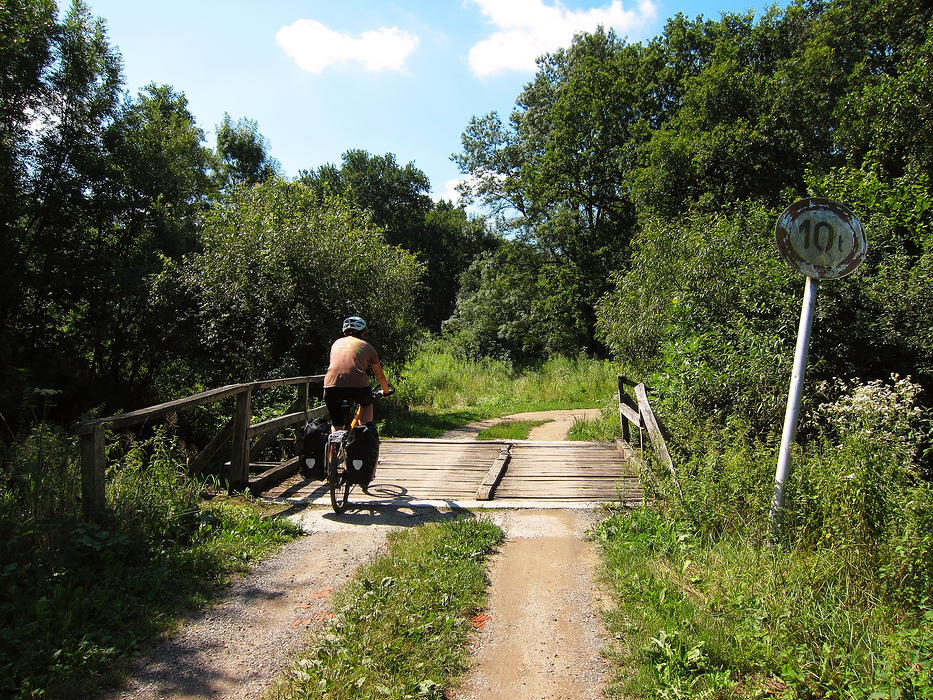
769, 198, 866, 544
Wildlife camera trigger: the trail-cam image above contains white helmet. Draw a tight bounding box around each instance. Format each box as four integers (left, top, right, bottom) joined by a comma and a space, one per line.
342, 316, 367, 333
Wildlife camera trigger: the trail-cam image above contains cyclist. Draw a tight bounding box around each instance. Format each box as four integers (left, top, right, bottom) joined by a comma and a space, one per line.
323, 316, 392, 430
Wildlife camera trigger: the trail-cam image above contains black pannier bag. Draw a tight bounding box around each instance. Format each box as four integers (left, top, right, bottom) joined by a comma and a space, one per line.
346, 423, 379, 486
297, 418, 330, 480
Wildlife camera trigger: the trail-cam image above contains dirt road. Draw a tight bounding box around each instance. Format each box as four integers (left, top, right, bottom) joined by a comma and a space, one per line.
448, 509, 609, 700
104, 411, 612, 699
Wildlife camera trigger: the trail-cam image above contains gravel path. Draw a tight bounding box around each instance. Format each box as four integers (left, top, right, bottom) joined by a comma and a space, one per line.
102, 411, 612, 699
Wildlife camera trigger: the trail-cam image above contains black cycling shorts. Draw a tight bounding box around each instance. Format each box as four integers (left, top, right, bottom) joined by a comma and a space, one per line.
323, 386, 373, 426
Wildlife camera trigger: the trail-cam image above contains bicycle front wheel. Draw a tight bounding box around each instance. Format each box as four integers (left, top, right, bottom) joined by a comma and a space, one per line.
328, 441, 351, 514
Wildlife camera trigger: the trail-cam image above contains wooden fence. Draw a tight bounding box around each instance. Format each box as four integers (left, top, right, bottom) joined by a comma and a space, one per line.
73, 375, 327, 521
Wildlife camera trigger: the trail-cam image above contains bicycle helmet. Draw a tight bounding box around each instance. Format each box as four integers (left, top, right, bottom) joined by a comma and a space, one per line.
342, 316, 367, 334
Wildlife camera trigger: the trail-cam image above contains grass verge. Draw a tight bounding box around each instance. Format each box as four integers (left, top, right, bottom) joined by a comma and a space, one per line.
377, 405, 493, 438
591, 505, 933, 699
476, 420, 549, 440
266, 516, 505, 700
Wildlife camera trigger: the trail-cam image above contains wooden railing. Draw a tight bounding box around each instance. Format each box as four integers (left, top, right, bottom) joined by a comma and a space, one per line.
617, 376, 682, 498
74, 375, 327, 521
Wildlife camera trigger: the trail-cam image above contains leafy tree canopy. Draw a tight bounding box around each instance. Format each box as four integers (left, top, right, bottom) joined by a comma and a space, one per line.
302, 150, 497, 332
151, 179, 425, 385
214, 113, 281, 188
451, 0, 933, 397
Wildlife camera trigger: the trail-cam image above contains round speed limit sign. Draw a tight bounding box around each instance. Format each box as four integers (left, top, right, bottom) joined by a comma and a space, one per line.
775, 198, 867, 279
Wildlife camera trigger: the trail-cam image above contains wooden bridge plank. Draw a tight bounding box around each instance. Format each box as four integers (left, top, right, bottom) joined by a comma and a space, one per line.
263, 438, 641, 503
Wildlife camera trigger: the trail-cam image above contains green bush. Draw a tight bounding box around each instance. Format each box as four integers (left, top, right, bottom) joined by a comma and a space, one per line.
596, 374, 933, 698
150, 180, 425, 386
595, 207, 799, 435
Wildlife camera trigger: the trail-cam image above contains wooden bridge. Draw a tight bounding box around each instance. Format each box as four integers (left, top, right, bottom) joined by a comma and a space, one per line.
75, 376, 670, 519
263, 438, 642, 507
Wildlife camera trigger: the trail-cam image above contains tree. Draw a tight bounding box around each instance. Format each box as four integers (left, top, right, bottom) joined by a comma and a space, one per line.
595, 208, 800, 430
214, 113, 280, 188
303, 150, 495, 331
453, 29, 645, 354
0, 1, 222, 422
79, 83, 213, 399
443, 238, 592, 362
151, 179, 424, 385
0, 0, 124, 420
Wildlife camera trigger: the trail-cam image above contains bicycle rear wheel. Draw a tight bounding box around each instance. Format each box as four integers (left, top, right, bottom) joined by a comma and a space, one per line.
328, 440, 351, 514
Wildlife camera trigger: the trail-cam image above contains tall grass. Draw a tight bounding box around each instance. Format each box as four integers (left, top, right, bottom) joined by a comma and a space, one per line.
593, 375, 933, 698
380, 340, 621, 437
395, 340, 618, 412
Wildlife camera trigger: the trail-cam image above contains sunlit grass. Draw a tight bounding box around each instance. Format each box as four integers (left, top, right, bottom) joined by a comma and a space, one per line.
394, 345, 619, 414
0, 426, 301, 698
267, 516, 504, 700
476, 419, 549, 440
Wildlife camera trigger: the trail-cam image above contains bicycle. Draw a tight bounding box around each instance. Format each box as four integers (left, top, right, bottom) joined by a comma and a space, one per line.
326, 388, 390, 514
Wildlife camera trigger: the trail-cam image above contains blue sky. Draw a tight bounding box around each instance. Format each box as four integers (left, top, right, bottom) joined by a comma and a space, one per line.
85, 0, 784, 202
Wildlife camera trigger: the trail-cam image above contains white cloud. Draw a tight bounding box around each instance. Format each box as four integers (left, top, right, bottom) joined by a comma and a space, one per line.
437, 178, 464, 203
466, 0, 658, 77
276, 19, 419, 74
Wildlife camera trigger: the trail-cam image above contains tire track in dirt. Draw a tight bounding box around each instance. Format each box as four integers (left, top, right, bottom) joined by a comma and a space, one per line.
103, 527, 393, 700
450, 509, 610, 700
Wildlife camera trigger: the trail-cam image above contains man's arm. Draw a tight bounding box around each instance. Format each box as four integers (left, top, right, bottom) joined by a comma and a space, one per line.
372, 363, 391, 394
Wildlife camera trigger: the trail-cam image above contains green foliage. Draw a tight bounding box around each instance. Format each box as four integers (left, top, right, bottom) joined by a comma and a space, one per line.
270, 517, 504, 700
0, 1, 222, 425
452, 0, 933, 373
565, 406, 623, 442
214, 112, 280, 187
0, 425, 299, 697
442, 240, 593, 361
0, 419, 78, 525
303, 150, 497, 332
394, 340, 616, 417
595, 371, 933, 698
1, 0, 124, 419
596, 207, 800, 432
805, 166, 933, 380
151, 179, 424, 385
453, 29, 641, 355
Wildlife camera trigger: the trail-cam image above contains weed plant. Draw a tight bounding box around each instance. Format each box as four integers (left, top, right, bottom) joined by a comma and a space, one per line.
269, 516, 504, 700
566, 405, 627, 442
0, 424, 300, 698
594, 374, 933, 698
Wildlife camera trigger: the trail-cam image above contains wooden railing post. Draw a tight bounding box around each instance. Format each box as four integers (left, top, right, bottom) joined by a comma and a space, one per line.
81, 424, 106, 521
298, 380, 309, 415
230, 388, 252, 491
634, 383, 683, 500
617, 376, 642, 445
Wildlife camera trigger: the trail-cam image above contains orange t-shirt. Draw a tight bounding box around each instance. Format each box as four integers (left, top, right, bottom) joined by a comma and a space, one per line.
323, 336, 380, 388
